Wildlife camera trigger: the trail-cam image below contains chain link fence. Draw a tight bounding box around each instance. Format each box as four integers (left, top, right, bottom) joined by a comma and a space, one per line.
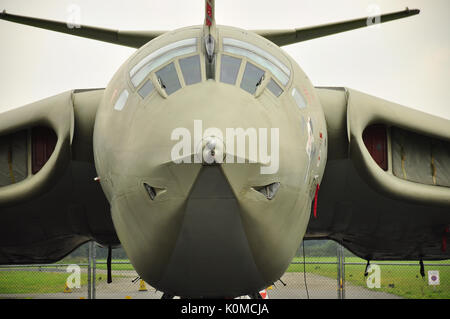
0, 240, 448, 299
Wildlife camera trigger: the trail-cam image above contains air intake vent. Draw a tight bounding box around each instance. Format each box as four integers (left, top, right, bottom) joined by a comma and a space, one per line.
362, 124, 387, 171
144, 183, 157, 200
32, 126, 57, 174
143, 183, 166, 200
253, 182, 280, 200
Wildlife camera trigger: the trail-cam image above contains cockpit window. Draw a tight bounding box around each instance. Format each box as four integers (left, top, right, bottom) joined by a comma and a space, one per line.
127, 37, 291, 101
220, 55, 242, 85
130, 38, 197, 87
114, 89, 129, 111
179, 55, 202, 86
156, 62, 181, 95
291, 88, 307, 109
240, 62, 265, 95
223, 38, 290, 86
267, 79, 283, 97
137, 79, 154, 99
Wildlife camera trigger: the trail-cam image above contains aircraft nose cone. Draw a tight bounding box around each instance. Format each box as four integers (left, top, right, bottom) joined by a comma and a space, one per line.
107, 82, 313, 297
156, 165, 266, 297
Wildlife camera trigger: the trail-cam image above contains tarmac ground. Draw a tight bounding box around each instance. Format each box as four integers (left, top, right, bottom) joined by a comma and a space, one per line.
0, 270, 401, 299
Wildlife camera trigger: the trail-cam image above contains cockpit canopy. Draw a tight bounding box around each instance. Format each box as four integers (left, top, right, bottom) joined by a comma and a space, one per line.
126, 36, 292, 101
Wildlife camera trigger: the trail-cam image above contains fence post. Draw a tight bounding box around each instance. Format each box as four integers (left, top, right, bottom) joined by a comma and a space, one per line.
336, 242, 345, 299
92, 242, 96, 299
337, 243, 341, 299
88, 241, 92, 299
340, 244, 345, 299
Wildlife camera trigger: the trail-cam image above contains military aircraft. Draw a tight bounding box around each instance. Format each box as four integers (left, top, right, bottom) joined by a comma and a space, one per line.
0, 1, 448, 298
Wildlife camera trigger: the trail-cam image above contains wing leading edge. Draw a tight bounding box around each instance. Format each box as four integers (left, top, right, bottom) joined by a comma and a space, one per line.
0, 89, 119, 264
307, 87, 450, 260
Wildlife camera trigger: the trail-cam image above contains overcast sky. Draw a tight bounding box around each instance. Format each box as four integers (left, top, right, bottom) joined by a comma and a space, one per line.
0, 0, 448, 119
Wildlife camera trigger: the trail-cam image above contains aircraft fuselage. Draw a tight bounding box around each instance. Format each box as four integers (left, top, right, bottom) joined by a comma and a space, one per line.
93, 25, 328, 297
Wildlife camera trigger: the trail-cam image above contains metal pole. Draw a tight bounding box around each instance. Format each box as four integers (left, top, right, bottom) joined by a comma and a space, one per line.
341, 244, 345, 299
336, 243, 341, 299
336, 242, 345, 299
92, 242, 96, 299
88, 241, 92, 299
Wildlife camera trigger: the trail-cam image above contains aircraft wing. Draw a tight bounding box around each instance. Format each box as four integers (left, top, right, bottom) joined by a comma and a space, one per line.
1, 8, 420, 49
0, 10, 165, 48
0, 89, 119, 264
306, 87, 450, 261
255, 8, 420, 46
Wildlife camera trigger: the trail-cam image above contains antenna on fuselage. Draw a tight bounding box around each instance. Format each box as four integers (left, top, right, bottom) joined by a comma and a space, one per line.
204, 0, 215, 29
204, 0, 216, 79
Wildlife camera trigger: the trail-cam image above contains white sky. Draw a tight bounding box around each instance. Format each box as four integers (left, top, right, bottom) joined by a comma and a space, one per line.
0, 0, 449, 119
